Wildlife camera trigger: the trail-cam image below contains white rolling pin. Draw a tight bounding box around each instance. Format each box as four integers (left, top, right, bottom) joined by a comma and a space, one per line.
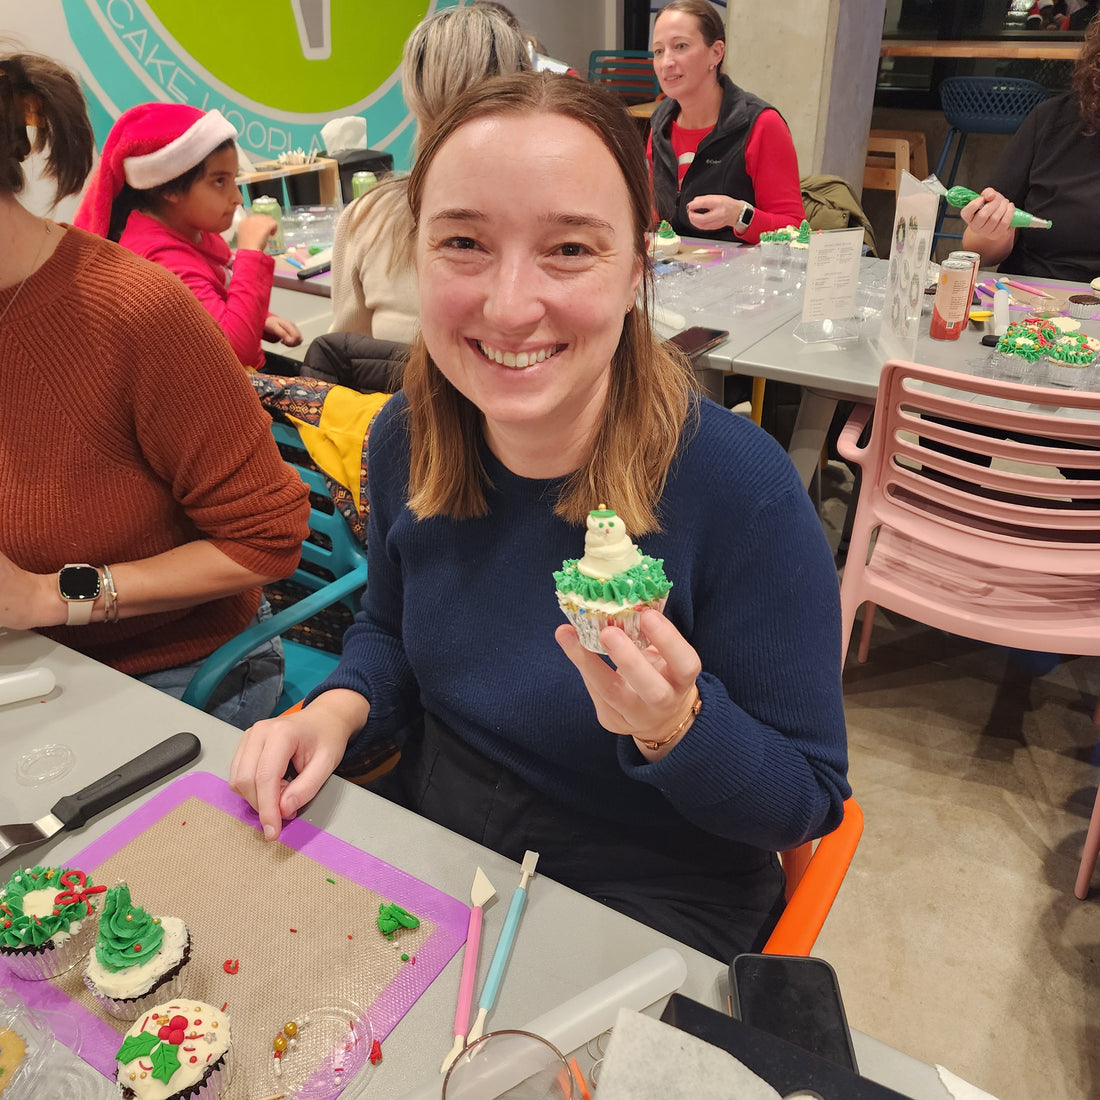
0, 667, 56, 706
395, 947, 687, 1100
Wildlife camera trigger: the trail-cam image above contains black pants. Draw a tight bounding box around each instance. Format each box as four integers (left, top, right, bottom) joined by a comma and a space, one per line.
369, 715, 786, 962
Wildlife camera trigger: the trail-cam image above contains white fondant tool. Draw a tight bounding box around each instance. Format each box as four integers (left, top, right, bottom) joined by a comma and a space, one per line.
440, 866, 496, 1074
466, 850, 539, 1045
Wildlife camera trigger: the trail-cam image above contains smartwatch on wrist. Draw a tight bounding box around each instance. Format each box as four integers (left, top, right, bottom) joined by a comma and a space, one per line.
734, 202, 755, 234
58, 564, 101, 625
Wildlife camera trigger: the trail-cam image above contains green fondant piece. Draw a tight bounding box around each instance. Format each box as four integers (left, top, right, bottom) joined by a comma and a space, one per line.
117, 1030, 159, 1063
150, 1039, 181, 1085
377, 902, 420, 937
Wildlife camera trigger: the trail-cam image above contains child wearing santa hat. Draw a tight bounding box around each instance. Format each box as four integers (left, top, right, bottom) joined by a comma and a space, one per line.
74, 102, 301, 371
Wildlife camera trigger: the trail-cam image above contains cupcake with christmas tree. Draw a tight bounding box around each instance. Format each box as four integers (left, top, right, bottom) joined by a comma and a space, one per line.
0, 865, 104, 980
554, 505, 672, 654
647, 219, 681, 260
116, 1000, 230, 1100
84, 883, 192, 1020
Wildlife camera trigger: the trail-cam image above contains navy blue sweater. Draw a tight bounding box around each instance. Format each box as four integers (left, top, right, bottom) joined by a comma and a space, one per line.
319, 393, 849, 852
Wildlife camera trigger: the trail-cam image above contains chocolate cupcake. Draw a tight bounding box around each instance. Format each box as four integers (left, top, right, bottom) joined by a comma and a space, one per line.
116, 1000, 231, 1100
84, 884, 192, 1021
1067, 293, 1100, 319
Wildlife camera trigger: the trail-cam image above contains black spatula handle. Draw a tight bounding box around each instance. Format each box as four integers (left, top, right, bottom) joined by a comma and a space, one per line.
50, 733, 201, 830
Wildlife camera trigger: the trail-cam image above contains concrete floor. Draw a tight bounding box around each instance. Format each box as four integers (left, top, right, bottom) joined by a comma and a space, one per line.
812, 463, 1100, 1100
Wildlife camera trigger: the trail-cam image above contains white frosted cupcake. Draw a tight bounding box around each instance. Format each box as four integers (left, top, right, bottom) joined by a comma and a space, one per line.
84, 884, 191, 1021
0, 865, 104, 981
647, 220, 681, 260
554, 505, 672, 655
115, 1000, 231, 1100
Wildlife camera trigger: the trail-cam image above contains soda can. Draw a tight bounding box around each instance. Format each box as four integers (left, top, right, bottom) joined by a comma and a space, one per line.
930, 258, 973, 341
351, 171, 378, 198
947, 249, 981, 310
250, 195, 284, 254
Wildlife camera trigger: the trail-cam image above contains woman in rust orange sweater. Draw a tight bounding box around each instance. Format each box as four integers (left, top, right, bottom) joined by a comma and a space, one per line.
0, 52, 310, 728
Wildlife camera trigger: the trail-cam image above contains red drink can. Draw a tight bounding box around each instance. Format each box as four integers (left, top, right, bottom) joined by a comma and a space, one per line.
930, 258, 973, 340
947, 249, 981, 310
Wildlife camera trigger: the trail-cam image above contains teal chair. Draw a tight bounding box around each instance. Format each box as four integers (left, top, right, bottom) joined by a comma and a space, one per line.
181, 419, 368, 717
587, 49, 661, 105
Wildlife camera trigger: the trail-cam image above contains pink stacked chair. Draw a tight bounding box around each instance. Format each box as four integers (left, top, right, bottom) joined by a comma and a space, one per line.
835, 360, 1100, 897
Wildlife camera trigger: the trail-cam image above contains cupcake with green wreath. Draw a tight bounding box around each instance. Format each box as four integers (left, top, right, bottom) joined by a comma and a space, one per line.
0, 865, 105, 980
83, 883, 192, 1020
554, 505, 672, 654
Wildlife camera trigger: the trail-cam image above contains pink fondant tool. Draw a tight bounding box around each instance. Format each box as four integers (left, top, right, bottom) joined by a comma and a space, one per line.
440, 866, 496, 1074
466, 850, 539, 1045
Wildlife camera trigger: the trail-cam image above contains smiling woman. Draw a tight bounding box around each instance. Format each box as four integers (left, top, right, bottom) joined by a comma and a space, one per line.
229, 73, 850, 962
648, 0, 806, 243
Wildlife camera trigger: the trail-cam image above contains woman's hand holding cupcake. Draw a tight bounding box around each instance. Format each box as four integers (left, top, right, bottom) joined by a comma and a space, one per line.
556, 608, 702, 759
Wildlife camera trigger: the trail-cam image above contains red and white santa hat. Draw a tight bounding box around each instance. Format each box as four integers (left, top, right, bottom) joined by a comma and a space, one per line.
74, 102, 238, 237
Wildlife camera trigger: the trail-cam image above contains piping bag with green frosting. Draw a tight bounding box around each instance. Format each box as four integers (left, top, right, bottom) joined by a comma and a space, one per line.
923, 174, 1051, 228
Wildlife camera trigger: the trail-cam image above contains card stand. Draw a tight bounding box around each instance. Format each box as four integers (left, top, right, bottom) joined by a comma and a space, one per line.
793, 316, 862, 345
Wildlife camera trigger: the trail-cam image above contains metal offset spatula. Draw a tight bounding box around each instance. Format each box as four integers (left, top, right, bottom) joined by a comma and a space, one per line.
0, 732, 200, 862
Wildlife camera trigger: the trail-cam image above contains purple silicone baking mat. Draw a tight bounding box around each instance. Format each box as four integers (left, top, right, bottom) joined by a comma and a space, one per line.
1, 771, 469, 1095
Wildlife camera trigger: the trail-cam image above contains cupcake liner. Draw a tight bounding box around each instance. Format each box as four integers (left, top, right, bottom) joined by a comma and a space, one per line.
558, 595, 666, 655
84, 957, 189, 1021
1, 913, 98, 981
1067, 298, 1099, 319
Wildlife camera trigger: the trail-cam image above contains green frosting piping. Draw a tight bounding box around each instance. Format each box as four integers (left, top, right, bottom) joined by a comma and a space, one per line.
94, 884, 164, 972
655, 220, 677, 240
0, 866, 97, 950
554, 556, 671, 605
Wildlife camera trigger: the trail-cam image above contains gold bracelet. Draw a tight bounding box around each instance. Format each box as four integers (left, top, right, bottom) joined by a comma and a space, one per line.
99, 564, 119, 623
637, 686, 702, 751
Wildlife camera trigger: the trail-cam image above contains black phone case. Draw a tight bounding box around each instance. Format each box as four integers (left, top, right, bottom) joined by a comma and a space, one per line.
669, 326, 729, 359
660, 994, 911, 1100
730, 953, 858, 1073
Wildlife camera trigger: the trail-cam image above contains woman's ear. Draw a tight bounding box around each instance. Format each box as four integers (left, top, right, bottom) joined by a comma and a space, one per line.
712, 42, 725, 71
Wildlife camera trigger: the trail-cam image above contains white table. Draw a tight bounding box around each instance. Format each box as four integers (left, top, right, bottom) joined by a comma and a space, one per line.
717, 264, 1100, 486
0, 630, 952, 1098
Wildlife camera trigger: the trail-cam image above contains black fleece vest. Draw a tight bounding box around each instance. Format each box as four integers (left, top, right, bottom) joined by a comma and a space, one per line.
650, 75, 770, 242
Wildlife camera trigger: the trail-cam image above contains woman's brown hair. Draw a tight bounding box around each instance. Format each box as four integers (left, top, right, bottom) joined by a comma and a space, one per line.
1074, 15, 1100, 134
403, 71, 697, 535
0, 51, 93, 201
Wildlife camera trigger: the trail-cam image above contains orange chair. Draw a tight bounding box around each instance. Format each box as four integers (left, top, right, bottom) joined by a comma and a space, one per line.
278, 699, 400, 785
764, 798, 863, 955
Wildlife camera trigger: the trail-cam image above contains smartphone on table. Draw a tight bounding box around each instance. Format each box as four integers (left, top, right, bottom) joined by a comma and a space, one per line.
729, 952, 859, 1072
669, 325, 729, 360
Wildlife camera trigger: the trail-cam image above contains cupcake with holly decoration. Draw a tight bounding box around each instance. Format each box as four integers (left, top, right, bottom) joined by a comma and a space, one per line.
0, 865, 105, 980
554, 505, 672, 654
83, 883, 192, 1020
116, 1000, 231, 1100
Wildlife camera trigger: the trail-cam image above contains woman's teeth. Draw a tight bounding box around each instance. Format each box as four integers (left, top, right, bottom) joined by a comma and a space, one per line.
477, 341, 561, 368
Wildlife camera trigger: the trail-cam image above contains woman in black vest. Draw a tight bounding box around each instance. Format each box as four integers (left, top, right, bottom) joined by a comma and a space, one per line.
648, 0, 805, 243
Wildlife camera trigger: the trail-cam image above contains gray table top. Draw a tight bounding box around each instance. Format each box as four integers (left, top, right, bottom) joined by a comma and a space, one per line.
0, 632, 950, 1099
723, 261, 1100, 403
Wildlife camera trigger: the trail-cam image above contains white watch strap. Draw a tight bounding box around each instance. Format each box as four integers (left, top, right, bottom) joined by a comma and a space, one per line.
66, 596, 95, 626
